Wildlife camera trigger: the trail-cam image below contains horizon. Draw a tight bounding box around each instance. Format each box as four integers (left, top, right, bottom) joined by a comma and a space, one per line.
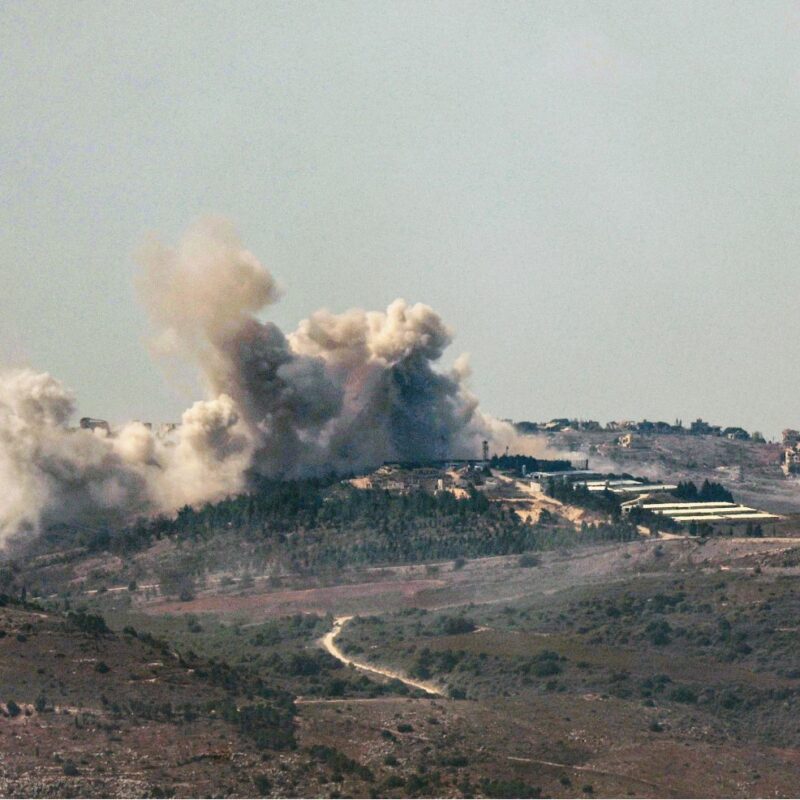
3, 2, 800, 439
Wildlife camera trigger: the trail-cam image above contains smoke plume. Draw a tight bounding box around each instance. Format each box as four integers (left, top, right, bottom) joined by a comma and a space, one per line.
0, 217, 538, 544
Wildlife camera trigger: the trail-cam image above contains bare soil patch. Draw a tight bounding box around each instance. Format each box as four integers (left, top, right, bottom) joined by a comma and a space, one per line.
145, 578, 446, 619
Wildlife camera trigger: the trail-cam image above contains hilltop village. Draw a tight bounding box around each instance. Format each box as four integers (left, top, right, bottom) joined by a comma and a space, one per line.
349, 451, 784, 539
76, 412, 800, 536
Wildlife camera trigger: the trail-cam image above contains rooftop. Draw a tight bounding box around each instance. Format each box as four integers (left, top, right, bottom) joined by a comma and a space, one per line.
641, 501, 781, 523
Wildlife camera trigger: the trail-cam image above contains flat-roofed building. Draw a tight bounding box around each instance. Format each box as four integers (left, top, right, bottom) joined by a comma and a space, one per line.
580, 479, 678, 496
528, 469, 601, 491
630, 501, 781, 533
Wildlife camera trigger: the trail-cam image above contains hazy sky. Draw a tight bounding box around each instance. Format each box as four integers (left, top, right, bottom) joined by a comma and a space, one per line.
2, 1, 799, 438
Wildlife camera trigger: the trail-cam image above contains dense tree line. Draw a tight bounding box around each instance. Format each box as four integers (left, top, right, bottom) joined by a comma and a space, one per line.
626, 506, 683, 533
672, 480, 734, 503
48, 477, 640, 576
544, 479, 621, 516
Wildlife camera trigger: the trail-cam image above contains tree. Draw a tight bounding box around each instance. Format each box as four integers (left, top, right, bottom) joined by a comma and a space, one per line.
441, 616, 476, 635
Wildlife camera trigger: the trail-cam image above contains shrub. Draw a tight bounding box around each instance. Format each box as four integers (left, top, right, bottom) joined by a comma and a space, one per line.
94, 661, 111, 674
405, 773, 430, 793
62, 760, 79, 776
518, 553, 540, 568
440, 616, 476, 635
441, 754, 468, 767
253, 775, 271, 795
533, 660, 561, 677
67, 611, 110, 636
480, 778, 541, 798
288, 652, 323, 677
6, 700, 21, 717
669, 686, 698, 704
308, 744, 374, 782
220, 701, 296, 751
720, 691, 742, 709
325, 679, 347, 697
646, 619, 672, 646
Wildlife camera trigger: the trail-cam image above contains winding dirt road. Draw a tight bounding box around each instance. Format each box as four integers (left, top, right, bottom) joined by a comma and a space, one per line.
319, 616, 444, 697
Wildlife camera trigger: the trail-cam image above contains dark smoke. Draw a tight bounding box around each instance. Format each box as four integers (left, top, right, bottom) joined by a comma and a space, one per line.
0, 217, 543, 542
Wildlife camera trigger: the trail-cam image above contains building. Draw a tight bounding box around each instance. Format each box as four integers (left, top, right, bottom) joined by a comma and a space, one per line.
542, 418, 571, 431
782, 445, 800, 476
580, 479, 678, 496
607, 420, 637, 432
528, 469, 601, 491
625, 500, 781, 533
782, 429, 800, 448
722, 427, 750, 441
79, 417, 110, 434
689, 419, 722, 436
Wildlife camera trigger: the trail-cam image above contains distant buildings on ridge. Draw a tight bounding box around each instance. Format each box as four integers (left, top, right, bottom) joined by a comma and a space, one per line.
514, 416, 766, 443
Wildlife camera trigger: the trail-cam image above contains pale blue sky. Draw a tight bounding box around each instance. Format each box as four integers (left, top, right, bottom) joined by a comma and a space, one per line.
2, 1, 799, 437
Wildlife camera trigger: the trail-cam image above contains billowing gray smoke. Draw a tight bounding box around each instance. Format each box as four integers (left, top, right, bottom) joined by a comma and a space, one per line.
0, 367, 254, 540
0, 217, 537, 544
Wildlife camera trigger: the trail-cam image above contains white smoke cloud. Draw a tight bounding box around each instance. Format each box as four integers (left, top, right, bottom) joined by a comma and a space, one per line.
0, 217, 548, 544
0, 369, 256, 546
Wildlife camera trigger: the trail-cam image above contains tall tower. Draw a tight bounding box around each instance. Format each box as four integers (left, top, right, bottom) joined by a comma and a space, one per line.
482, 440, 489, 462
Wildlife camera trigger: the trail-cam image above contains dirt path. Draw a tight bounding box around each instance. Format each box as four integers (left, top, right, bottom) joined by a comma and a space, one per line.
295, 697, 409, 705
506, 756, 665, 792
319, 616, 445, 697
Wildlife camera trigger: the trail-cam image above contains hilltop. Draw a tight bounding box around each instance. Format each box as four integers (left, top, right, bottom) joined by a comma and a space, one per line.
544, 428, 799, 513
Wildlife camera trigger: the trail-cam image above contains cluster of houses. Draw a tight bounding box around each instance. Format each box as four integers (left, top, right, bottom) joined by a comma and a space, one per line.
516, 417, 764, 442
353, 460, 496, 495
355, 457, 783, 537
781, 429, 800, 476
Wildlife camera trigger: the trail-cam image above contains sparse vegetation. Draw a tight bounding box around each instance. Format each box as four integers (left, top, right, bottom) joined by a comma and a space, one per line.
3, 439, 799, 798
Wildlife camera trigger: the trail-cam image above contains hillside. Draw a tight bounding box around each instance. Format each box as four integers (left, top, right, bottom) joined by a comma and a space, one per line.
3, 461, 800, 797
547, 430, 800, 513
6, 480, 638, 604
0, 596, 314, 797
